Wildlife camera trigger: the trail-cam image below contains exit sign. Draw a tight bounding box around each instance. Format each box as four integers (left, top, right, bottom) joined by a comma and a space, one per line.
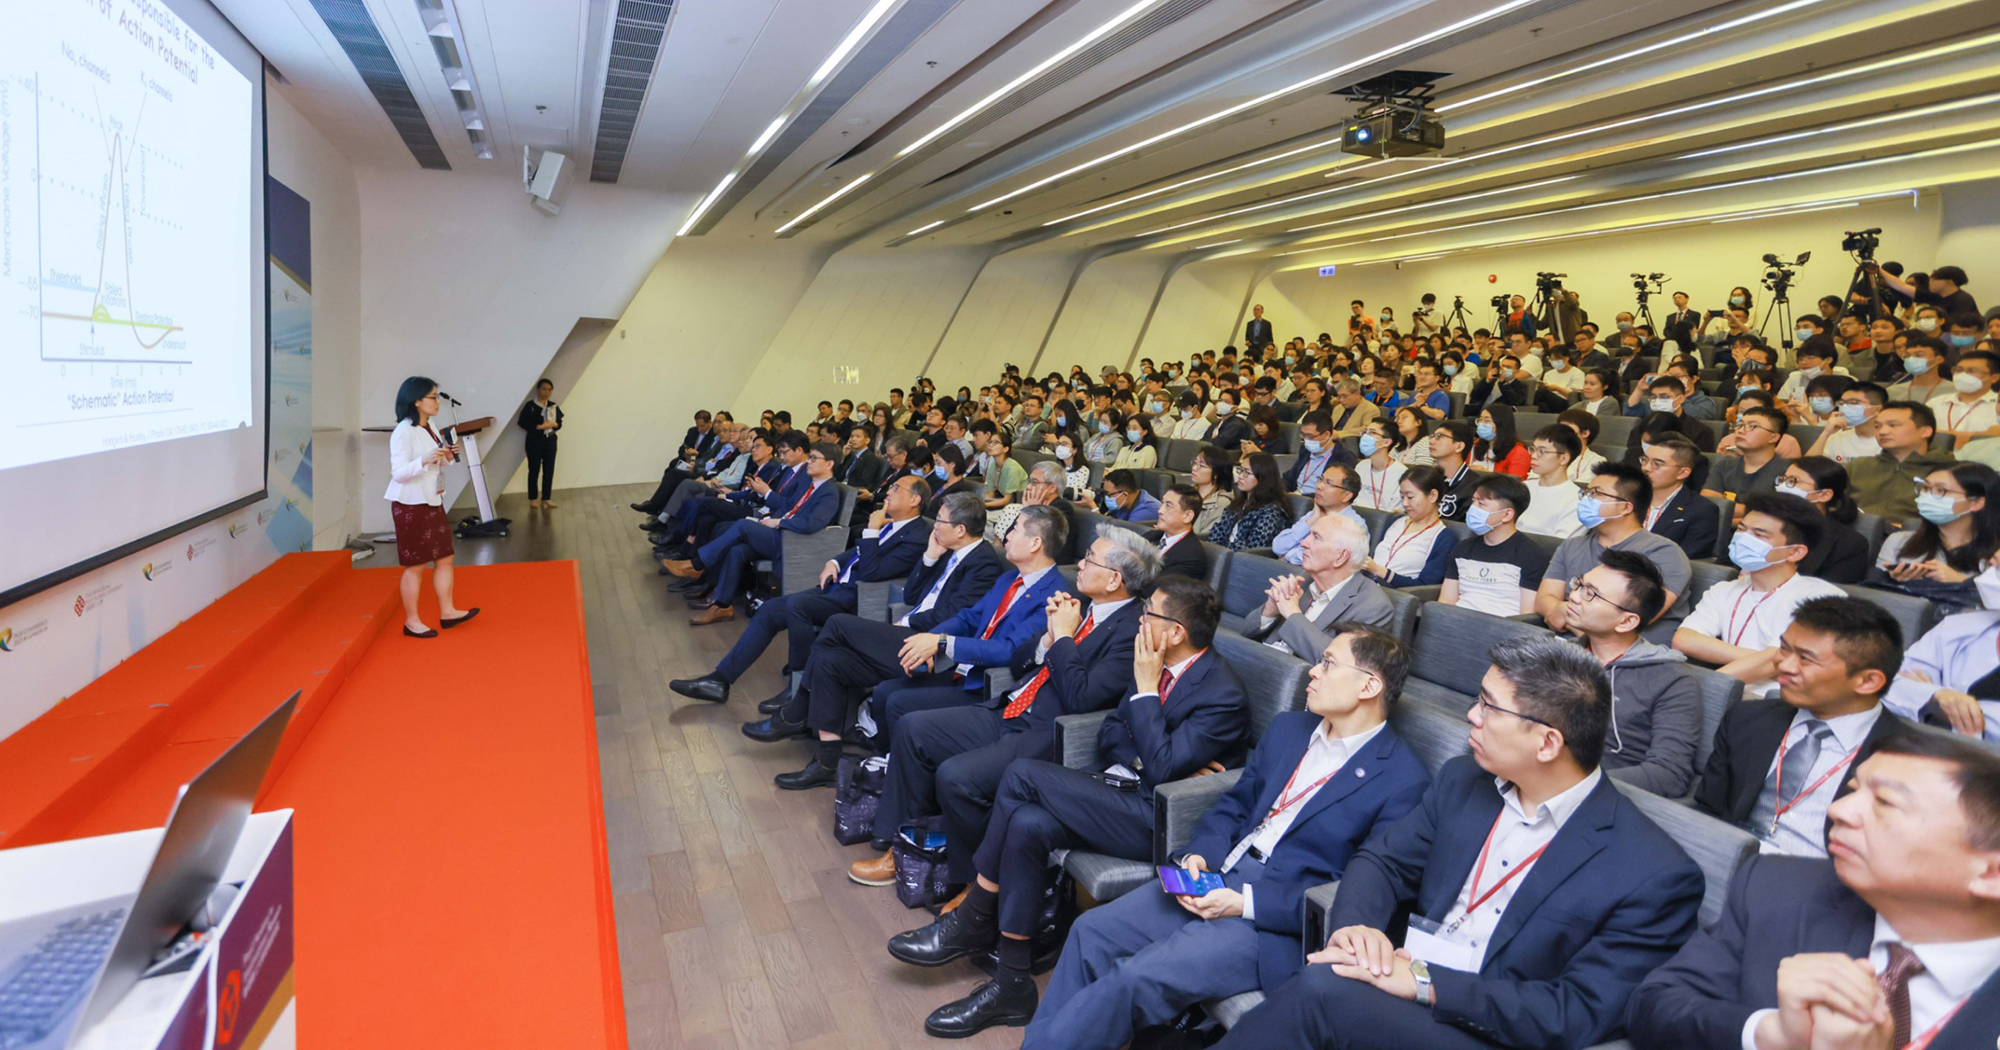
1318, 265, 1338, 277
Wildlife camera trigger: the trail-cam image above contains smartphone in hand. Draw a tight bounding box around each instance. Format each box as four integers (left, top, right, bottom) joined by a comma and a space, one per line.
1158, 866, 1226, 896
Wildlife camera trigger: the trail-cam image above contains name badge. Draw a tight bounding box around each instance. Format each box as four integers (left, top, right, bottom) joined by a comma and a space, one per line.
1403, 915, 1481, 974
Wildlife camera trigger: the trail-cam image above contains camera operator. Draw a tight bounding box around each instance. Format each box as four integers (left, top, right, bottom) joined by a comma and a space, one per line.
1881, 263, 1977, 318
1499, 293, 1539, 339
1411, 293, 1440, 336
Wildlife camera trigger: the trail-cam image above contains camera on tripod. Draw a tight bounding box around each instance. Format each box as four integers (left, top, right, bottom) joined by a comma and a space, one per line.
1842, 228, 1881, 261
1535, 272, 1565, 293
1761, 252, 1809, 292
1491, 293, 1511, 311
1632, 272, 1667, 293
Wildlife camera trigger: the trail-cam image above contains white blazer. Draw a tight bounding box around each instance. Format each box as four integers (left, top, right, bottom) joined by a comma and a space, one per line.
385, 419, 445, 506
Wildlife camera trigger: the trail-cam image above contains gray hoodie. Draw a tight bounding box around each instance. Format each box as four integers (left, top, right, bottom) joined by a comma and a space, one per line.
1582, 637, 1707, 799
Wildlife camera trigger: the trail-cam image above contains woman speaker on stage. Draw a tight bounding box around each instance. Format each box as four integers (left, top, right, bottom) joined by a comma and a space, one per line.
387, 376, 479, 638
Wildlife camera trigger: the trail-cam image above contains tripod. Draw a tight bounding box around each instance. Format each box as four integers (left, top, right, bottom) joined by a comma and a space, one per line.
1441, 295, 1472, 337
1757, 285, 1796, 356
1634, 288, 1658, 334
1848, 260, 1887, 323
1533, 284, 1567, 345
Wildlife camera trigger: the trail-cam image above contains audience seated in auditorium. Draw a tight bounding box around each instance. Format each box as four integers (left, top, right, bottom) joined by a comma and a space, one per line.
1675, 494, 1845, 695
890, 577, 1249, 1037
1890, 558, 2000, 744
1848, 402, 1955, 528
1557, 408, 1607, 484
1241, 513, 1393, 659
1147, 483, 1211, 581
1207, 452, 1294, 551
1353, 420, 1408, 512
1022, 628, 1432, 1050
1872, 462, 1997, 616
1428, 421, 1480, 522
661, 440, 839, 625
1705, 406, 1794, 524
1284, 411, 1351, 494
1440, 474, 1548, 618
1471, 405, 1530, 479
1780, 456, 1872, 584
1538, 463, 1692, 632
1214, 636, 1705, 1050
1392, 406, 1436, 468
1628, 730, 2000, 1050
1806, 380, 1887, 465
1562, 552, 1705, 797
1085, 468, 1161, 523
1694, 596, 1910, 857
1519, 424, 1584, 540
1274, 464, 1365, 566
1361, 465, 1459, 588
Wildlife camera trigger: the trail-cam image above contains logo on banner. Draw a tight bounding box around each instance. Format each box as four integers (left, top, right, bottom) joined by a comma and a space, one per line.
282, 497, 298, 512
274, 447, 293, 463
0, 620, 49, 652
229, 522, 248, 538
73, 583, 122, 618
217, 969, 242, 1042
142, 560, 174, 581
257, 508, 276, 525
283, 393, 299, 407
188, 537, 216, 562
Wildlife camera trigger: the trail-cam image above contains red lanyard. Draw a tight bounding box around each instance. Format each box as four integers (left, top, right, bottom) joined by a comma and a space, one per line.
1904, 1001, 1965, 1050
1156, 651, 1206, 702
783, 481, 816, 517
1446, 811, 1551, 933
1724, 583, 1784, 647
1262, 749, 1346, 826
1367, 464, 1393, 507
1383, 519, 1440, 567
1769, 730, 1858, 831
1945, 399, 1985, 432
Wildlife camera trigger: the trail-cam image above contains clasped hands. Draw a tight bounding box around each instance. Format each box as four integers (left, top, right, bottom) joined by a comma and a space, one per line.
1309, 926, 1419, 1001
1754, 953, 1896, 1050
1262, 574, 1307, 619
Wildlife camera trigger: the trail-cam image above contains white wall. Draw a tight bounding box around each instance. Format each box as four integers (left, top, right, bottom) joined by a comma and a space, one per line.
1139, 257, 1262, 362
930, 249, 1082, 383
1039, 254, 1173, 373
1937, 179, 2000, 308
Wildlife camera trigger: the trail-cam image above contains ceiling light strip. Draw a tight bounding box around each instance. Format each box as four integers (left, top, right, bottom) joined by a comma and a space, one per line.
776, 173, 877, 233
1042, 134, 1354, 227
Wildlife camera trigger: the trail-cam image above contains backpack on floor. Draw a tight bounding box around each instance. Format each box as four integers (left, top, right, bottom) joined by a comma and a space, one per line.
832, 755, 888, 846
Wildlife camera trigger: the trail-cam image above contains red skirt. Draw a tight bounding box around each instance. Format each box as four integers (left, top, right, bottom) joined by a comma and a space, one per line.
390, 502, 456, 566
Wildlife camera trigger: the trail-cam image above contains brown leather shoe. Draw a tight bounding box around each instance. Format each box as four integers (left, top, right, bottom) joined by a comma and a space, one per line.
689, 604, 735, 626
848, 850, 896, 887
661, 558, 701, 579
937, 886, 969, 914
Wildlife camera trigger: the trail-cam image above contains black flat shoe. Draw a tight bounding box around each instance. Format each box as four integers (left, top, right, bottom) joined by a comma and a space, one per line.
757, 690, 791, 715
403, 625, 438, 639
887, 908, 993, 968
743, 714, 812, 744
440, 608, 481, 629
773, 757, 839, 790
922, 977, 1037, 1039
669, 674, 729, 704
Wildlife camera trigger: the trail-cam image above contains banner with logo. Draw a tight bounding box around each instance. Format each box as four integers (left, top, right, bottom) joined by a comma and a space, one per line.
0, 178, 315, 742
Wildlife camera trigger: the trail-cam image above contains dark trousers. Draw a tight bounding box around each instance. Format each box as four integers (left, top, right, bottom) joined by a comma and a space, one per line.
526, 440, 556, 500
1024, 859, 1265, 1050
696, 518, 783, 607
791, 615, 914, 733
874, 704, 1029, 866
974, 760, 1152, 936
641, 461, 696, 510
713, 586, 856, 682
1214, 964, 1498, 1049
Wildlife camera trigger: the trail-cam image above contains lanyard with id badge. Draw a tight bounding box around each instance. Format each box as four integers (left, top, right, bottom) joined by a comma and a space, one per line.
1404, 812, 1549, 974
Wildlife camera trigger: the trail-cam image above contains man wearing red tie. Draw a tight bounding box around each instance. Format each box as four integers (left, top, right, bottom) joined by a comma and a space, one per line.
663, 442, 842, 624
845, 529, 1161, 891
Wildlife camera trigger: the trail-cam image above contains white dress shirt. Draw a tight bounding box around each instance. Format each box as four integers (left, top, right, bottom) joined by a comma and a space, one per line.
1438, 769, 1602, 971
1225, 721, 1387, 920
1021, 596, 1133, 678
843, 517, 911, 584
1740, 915, 2000, 1050
1258, 574, 1354, 656
1752, 704, 1883, 857
1886, 611, 2000, 743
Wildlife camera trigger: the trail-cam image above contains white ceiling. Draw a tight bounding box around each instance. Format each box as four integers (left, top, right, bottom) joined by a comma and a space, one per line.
213, 0, 2000, 266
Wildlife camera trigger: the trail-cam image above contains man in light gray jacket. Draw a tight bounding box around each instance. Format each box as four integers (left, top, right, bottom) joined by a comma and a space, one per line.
1563, 549, 1710, 798
1234, 514, 1394, 662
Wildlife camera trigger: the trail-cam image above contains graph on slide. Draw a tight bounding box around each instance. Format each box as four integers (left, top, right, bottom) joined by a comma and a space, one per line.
0, 4, 255, 470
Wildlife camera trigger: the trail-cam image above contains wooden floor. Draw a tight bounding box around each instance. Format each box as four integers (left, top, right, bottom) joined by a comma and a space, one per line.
449, 483, 1033, 1050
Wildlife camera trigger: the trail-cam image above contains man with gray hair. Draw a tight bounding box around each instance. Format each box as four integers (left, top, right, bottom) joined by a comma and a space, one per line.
1237, 512, 1395, 661
848, 526, 1159, 893
988, 459, 1073, 546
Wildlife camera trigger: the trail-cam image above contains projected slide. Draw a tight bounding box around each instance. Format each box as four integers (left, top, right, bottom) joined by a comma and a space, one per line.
0, 2, 254, 471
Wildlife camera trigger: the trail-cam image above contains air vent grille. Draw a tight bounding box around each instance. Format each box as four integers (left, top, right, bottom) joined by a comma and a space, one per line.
591, 0, 678, 183
307, 0, 450, 169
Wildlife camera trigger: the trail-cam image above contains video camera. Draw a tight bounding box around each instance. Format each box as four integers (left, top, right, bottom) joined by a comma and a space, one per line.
1491, 293, 1511, 311
1842, 228, 1881, 261
1631, 272, 1667, 291
1535, 272, 1565, 292
1761, 251, 1809, 293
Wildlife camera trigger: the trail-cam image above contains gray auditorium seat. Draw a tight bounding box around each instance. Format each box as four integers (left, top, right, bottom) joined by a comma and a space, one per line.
1219, 551, 1306, 620
767, 483, 859, 594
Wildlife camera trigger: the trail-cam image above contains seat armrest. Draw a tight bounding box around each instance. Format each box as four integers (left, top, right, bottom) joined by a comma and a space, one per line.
856, 581, 891, 622
1055, 711, 1113, 770
1302, 881, 1342, 961
1400, 585, 1442, 602
986, 670, 1017, 699
889, 602, 913, 623
1152, 768, 1243, 863
779, 527, 848, 596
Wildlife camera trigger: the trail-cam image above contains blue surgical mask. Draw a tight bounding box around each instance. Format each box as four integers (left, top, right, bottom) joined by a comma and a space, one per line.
1809, 396, 1834, 416
1443, 364, 1460, 376
1103, 492, 1121, 510
1917, 492, 1966, 525
1054, 415, 1067, 427
1730, 295, 1747, 307
1577, 496, 1608, 529
1728, 531, 1789, 572
934, 464, 950, 479
1949, 333, 1977, 348
1302, 438, 1324, 455
1358, 434, 1380, 456
1099, 421, 1112, 435
1840, 403, 1869, 426
1126, 429, 1143, 443
1475, 421, 1497, 441
1795, 329, 1813, 343
1466, 505, 1497, 535
1904, 356, 1930, 375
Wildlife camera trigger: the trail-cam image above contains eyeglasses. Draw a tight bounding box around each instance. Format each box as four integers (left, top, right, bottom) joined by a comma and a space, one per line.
1473, 694, 1557, 730
1566, 576, 1638, 615
1316, 653, 1379, 682
1733, 422, 1774, 435
1139, 609, 1184, 628
1913, 483, 1967, 499
1080, 554, 1120, 576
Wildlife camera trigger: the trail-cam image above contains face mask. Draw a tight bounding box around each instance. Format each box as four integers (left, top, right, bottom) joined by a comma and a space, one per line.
1053, 415, 1067, 427
1057, 446, 1074, 460
1949, 333, 1977, 348
1917, 492, 1966, 525
1774, 480, 1809, 500
1549, 358, 1567, 370
1978, 563, 2000, 610
1617, 320, 1633, 331
1216, 402, 1235, 415
1577, 496, 1611, 529
1500, 367, 1517, 379
1798, 365, 1823, 379
1904, 356, 1930, 375
1465, 505, 1497, 535
1126, 429, 1143, 443
1359, 434, 1380, 456
1728, 531, 1790, 572
1443, 364, 1460, 376
1954, 371, 1986, 395
1730, 295, 1747, 307
1739, 359, 1765, 373
1839, 403, 1870, 426
1650, 397, 1675, 413
1380, 314, 1393, 326
1795, 329, 1814, 344
934, 464, 951, 479
1180, 408, 1195, 420
1475, 421, 1497, 441
1915, 317, 1939, 332
1103, 492, 1121, 510
1809, 396, 1834, 416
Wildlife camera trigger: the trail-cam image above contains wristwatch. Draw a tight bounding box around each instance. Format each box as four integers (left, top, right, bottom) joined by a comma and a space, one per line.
936, 636, 951, 657
1410, 959, 1434, 1007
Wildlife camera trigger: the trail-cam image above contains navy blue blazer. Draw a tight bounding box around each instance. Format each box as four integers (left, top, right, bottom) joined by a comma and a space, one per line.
827, 517, 927, 595
771, 478, 840, 535
1095, 650, 1250, 799
1179, 714, 1431, 991
728, 460, 793, 506
900, 542, 1004, 633
1627, 855, 2000, 1050
931, 566, 1073, 692
1329, 755, 1704, 1049
992, 598, 1143, 761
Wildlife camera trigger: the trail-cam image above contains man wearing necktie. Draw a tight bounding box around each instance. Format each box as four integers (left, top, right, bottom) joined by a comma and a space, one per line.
1628, 730, 2000, 1050
663, 442, 843, 625
1247, 304, 1275, 350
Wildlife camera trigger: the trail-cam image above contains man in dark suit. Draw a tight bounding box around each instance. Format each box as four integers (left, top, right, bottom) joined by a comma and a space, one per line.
663, 442, 842, 625
845, 529, 1160, 890
668, 474, 932, 706
1247, 304, 1275, 350
752, 503, 1067, 790
638, 420, 746, 522
1022, 628, 1434, 1050
1283, 412, 1355, 494
1695, 596, 1909, 857
1628, 730, 2000, 1050
1147, 483, 1210, 581
888, 576, 1251, 1038
1661, 292, 1702, 348
633, 410, 721, 513
848, 433, 920, 544
1236, 513, 1395, 661
1469, 354, 1531, 410
658, 432, 802, 560
1638, 433, 1720, 559
834, 422, 886, 491
1215, 635, 1705, 1050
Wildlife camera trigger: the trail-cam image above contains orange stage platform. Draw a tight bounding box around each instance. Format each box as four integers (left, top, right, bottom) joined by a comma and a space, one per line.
0, 553, 624, 1049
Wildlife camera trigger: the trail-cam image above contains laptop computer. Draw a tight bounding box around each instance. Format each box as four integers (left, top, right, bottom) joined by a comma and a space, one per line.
0, 691, 298, 1050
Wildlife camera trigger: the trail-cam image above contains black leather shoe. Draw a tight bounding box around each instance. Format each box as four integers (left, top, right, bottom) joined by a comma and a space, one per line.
631, 502, 656, 513
669, 674, 729, 704
967, 939, 1063, 977
773, 757, 838, 790
922, 977, 1037, 1039
757, 690, 791, 715
887, 908, 994, 968
743, 713, 812, 744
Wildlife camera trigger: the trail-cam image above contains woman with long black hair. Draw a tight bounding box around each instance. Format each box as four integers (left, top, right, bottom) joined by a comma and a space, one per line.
1873, 462, 2000, 615
387, 376, 477, 637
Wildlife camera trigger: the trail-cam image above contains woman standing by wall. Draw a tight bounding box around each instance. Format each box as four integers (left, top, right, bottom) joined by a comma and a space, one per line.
388, 376, 478, 637
519, 377, 563, 508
